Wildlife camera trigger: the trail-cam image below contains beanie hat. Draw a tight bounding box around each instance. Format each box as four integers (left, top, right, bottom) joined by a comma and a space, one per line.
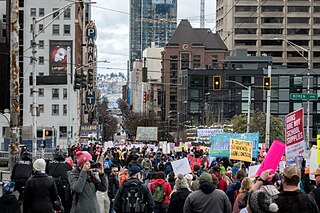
3, 181, 15, 194
33, 158, 46, 172
199, 172, 212, 183
175, 174, 189, 189
76, 151, 92, 166
249, 190, 279, 213
129, 166, 141, 176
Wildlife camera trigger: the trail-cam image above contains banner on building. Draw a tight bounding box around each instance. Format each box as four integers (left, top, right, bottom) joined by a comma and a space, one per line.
230, 139, 252, 162
210, 132, 260, 158
49, 40, 72, 75
136, 127, 158, 141
285, 108, 305, 161
197, 129, 224, 137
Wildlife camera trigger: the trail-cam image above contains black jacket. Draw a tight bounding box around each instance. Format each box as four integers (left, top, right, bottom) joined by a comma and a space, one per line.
114, 178, 155, 213
311, 185, 320, 210
168, 188, 191, 213
108, 174, 120, 199
11, 160, 32, 184
23, 172, 58, 213
0, 194, 21, 213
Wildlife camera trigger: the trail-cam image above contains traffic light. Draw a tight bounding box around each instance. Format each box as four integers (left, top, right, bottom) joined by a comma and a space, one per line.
263, 76, 271, 91
74, 71, 82, 90
213, 76, 221, 90
45, 130, 52, 137
87, 68, 94, 85
143, 92, 147, 103
81, 71, 87, 88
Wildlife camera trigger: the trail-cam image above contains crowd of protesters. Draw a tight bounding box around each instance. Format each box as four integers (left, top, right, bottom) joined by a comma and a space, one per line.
1, 142, 320, 213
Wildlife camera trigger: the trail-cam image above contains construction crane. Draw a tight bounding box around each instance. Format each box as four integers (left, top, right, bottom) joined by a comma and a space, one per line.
200, 0, 205, 28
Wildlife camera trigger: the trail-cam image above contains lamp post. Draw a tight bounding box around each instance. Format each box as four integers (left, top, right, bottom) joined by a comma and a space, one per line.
274, 37, 311, 150
226, 80, 251, 133
31, 1, 83, 160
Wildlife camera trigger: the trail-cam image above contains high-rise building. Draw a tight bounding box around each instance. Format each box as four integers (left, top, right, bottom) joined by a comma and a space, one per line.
216, 0, 320, 68
129, 0, 177, 70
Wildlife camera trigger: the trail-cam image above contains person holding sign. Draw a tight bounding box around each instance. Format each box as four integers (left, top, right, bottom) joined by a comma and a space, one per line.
252, 167, 319, 213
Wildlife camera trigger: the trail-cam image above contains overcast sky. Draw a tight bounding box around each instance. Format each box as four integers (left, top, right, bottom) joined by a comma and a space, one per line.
91, 0, 216, 76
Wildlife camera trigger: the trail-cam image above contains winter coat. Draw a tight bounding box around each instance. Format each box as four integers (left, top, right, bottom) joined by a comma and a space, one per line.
0, 194, 21, 213
226, 180, 241, 205
184, 182, 231, 213
168, 188, 191, 213
150, 179, 172, 204
108, 174, 119, 199
11, 160, 33, 189
214, 172, 228, 192
68, 168, 108, 213
114, 178, 155, 213
23, 172, 58, 213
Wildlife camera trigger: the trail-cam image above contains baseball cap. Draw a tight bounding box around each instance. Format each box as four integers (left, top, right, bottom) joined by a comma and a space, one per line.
311, 168, 320, 176
199, 172, 212, 183
129, 166, 141, 176
283, 165, 301, 179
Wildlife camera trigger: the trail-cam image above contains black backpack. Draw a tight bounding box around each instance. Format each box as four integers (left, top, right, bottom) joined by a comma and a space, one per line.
122, 182, 146, 213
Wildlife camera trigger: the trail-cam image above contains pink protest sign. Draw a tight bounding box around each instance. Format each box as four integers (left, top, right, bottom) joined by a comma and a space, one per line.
256, 140, 285, 177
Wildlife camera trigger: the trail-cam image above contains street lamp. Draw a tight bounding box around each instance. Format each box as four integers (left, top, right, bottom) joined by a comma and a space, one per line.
274, 37, 311, 150
226, 80, 252, 133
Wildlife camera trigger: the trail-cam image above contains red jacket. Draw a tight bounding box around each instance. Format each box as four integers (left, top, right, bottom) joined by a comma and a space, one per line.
214, 172, 228, 192
149, 179, 172, 204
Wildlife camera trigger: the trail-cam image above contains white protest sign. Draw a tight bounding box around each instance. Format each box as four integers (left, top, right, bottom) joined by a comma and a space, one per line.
249, 165, 260, 178
310, 145, 318, 181
278, 161, 286, 173
171, 157, 192, 176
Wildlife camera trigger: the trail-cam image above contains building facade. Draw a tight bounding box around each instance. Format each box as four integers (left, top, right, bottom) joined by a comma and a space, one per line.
21, 0, 91, 148
216, 0, 320, 68
162, 19, 229, 133
129, 0, 177, 70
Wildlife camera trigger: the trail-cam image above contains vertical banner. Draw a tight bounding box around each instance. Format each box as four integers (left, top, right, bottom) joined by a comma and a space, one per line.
229, 139, 252, 162
285, 108, 305, 162
317, 135, 320, 166
49, 40, 72, 75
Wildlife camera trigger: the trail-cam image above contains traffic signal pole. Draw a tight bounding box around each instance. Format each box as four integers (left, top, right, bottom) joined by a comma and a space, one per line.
67, 47, 72, 148
265, 65, 271, 148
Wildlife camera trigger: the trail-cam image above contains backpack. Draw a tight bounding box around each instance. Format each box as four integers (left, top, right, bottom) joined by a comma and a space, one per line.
142, 159, 151, 170
122, 182, 146, 213
152, 183, 165, 203
165, 162, 172, 174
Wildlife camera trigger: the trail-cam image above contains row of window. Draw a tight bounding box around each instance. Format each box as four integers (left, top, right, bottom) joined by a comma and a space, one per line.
30, 7, 70, 19
30, 88, 67, 99
169, 54, 220, 71
30, 104, 68, 116
235, 17, 320, 24
235, 6, 320, 13
30, 24, 70, 35
235, 29, 312, 35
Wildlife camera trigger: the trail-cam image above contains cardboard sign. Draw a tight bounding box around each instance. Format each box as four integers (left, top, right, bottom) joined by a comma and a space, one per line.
230, 139, 252, 162
256, 140, 285, 177
174, 147, 182, 152
249, 165, 260, 178
171, 158, 192, 176
285, 108, 305, 161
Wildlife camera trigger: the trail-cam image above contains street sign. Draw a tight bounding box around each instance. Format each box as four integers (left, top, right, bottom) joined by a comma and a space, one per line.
290, 93, 318, 100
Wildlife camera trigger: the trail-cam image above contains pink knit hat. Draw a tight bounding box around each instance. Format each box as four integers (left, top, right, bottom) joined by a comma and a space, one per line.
76, 151, 92, 166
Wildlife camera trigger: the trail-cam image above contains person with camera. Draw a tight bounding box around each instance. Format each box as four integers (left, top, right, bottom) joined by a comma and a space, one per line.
68, 151, 108, 213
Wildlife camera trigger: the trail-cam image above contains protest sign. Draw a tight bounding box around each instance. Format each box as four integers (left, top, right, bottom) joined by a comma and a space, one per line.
285, 108, 305, 162
317, 135, 320, 165
278, 161, 286, 173
230, 139, 252, 162
210, 132, 259, 158
249, 165, 260, 178
256, 140, 285, 177
171, 158, 192, 176
136, 127, 158, 141
174, 147, 182, 152
197, 128, 224, 137
310, 146, 318, 181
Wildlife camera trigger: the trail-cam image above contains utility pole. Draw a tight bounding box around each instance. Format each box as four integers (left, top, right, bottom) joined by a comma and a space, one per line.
67, 47, 72, 148
9, 0, 20, 171
265, 65, 271, 148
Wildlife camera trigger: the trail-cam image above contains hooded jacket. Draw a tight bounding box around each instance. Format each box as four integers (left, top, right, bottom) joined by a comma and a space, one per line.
150, 179, 172, 204
184, 182, 231, 213
214, 171, 228, 192
0, 194, 21, 213
168, 188, 191, 213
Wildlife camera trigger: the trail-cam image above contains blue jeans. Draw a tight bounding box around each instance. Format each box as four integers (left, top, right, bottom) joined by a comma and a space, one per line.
109, 199, 114, 213
154, 203, 169, 213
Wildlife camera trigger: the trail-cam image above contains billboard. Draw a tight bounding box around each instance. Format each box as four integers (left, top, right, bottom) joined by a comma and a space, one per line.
210, 132, 260, 158
285, 108, 305, 161
136, 127, 158, 141
49, 40, 72, 75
